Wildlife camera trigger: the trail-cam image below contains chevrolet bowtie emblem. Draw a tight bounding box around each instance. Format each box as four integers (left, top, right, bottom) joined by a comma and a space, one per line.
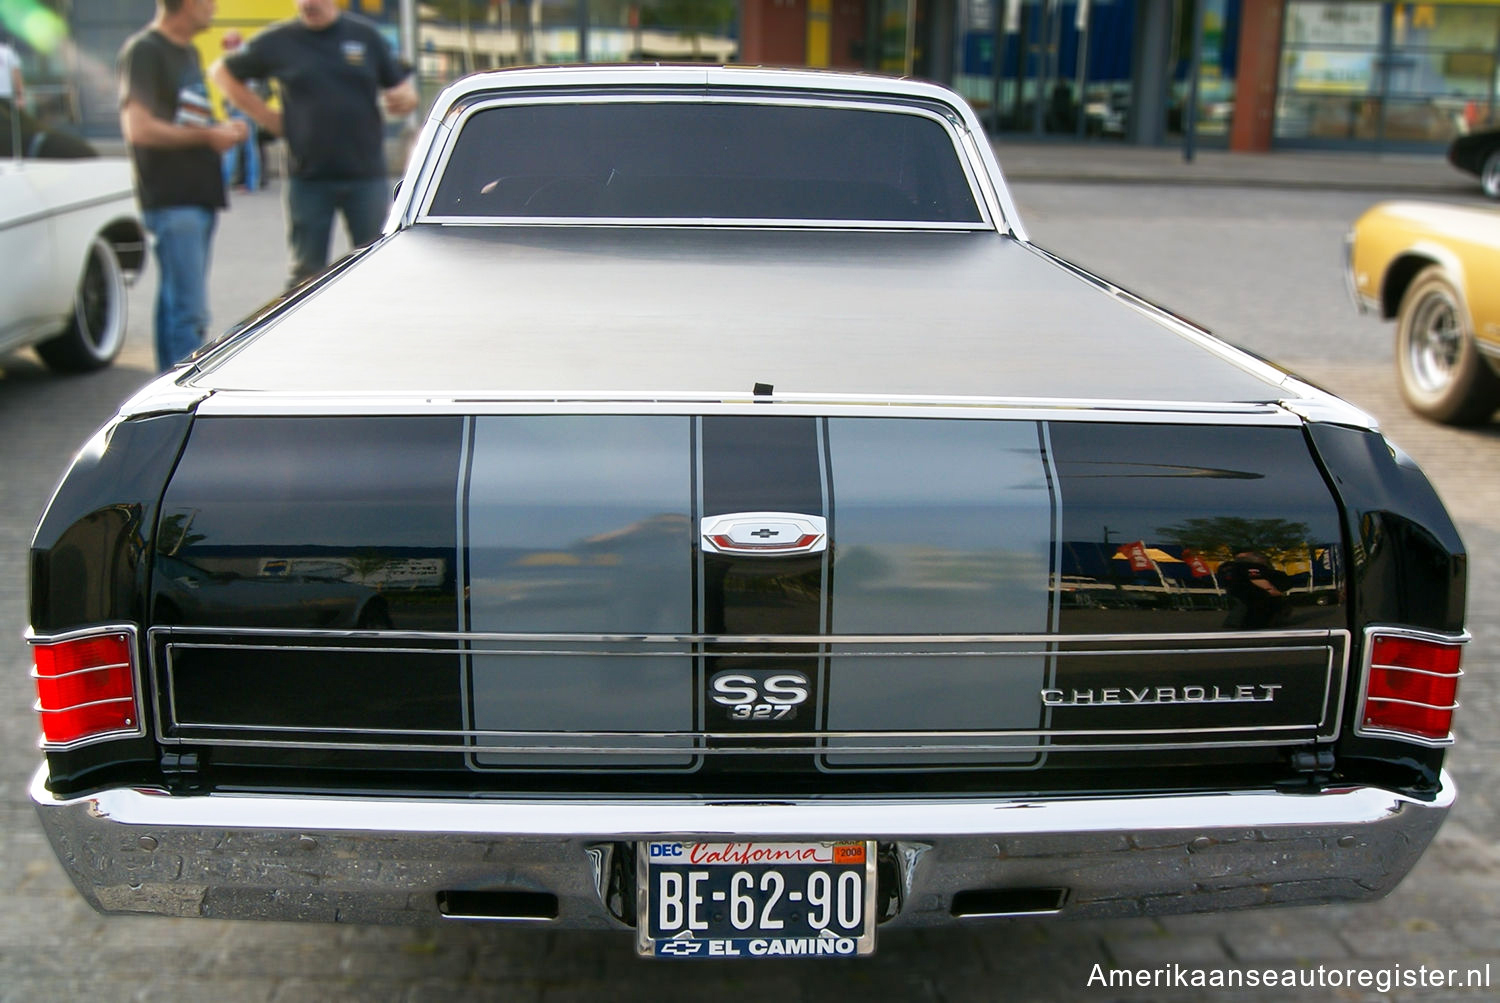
700, 513, 827, 556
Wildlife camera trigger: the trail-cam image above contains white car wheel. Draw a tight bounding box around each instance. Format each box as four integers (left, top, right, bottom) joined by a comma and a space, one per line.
36, 236, 128, 372
1395, 265, 1500, 425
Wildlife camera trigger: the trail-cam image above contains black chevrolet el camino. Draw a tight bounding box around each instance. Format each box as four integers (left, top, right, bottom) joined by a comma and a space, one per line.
29, 66, 1468, 959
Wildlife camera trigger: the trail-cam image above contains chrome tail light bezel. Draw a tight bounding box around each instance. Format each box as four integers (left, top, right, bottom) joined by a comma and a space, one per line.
1353, 625, 1469, 748
28, 623, 146, 751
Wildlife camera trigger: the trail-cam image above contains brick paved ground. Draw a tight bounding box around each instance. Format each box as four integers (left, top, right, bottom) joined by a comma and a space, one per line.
0, 184, 1494, 1001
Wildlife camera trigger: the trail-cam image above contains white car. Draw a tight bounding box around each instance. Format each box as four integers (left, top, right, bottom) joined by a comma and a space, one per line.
0, 155, 144, 371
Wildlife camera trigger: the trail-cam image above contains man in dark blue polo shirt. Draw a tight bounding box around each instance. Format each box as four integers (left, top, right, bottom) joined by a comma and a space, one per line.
210, 0, 415, 286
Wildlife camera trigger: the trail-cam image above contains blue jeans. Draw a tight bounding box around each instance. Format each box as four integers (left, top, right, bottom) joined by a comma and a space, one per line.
143, 206, 217, 372
286, 176, 392, 287
221, 110, 260, 190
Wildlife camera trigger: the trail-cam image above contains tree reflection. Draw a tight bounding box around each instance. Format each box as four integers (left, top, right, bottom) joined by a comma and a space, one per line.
1154, 516, 1312, 565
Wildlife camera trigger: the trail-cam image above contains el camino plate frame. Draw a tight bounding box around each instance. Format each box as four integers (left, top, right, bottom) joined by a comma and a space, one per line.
636, 840, 877, 958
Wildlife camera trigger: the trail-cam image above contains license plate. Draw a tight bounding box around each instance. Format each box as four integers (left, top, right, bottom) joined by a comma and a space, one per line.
637, 840, 877, 958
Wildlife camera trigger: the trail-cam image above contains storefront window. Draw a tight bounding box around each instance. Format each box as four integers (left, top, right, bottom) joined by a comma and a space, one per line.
1173, 0, 1239, 138
1384, 3, 1499, 139
589, 0, 739, 61
1277, 2, 1381, 141
953, 0, 1145, 138
417, 0, 739, 90
1277, 1, 1500, 147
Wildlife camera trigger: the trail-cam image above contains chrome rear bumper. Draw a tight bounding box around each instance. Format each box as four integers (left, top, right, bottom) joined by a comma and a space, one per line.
31, 764, 1453, 928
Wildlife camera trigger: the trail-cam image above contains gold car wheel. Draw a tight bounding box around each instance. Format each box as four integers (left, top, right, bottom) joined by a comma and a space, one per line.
1395, 265, 1500, 425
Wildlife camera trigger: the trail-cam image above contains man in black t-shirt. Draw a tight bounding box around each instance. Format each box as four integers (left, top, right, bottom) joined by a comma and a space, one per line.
210, 0, 416, 286
118, 0, 246, 371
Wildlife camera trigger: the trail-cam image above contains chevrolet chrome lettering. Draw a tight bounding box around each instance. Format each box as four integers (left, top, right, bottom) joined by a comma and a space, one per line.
1041, 684, 1286, 706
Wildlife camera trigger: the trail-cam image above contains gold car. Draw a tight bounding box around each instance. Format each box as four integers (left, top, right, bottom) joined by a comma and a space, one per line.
1348, 200, 1500, 425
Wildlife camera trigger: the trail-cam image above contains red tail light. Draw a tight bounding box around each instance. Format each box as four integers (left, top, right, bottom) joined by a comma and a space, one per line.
31, 628, 142, 749
1358, 630, 1465, 745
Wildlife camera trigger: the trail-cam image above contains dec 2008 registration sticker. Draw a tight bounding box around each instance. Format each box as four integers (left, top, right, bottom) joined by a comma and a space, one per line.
637, 840, 877, 958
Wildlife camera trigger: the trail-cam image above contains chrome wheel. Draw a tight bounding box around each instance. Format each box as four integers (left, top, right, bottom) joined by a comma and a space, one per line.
1395, 265, 1500, 425
1404, 284, 1462, 394
36, 236, 128, 372
1483, 150, 1500, 199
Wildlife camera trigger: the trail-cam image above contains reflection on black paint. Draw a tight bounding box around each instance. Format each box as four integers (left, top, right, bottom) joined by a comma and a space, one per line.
1048, 423, 1346, 632
154, 417, 462, 631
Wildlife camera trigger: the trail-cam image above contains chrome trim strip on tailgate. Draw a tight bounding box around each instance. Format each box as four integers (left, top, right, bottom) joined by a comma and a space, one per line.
148, 627, 1350, 756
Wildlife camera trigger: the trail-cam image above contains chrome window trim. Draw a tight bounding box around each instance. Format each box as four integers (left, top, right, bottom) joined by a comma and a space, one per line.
411, 92, 995, 231
955, 124, 1019, 239
1353, 625, 1470, 748
429, 65, 1006, 113
391, 117, 450, 231
425, 217, 989, 231
26, 623, 146, 751
148, 627, 1349, 755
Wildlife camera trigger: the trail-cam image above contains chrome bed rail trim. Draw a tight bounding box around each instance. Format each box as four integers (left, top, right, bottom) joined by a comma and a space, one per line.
189, 392, 1307, 424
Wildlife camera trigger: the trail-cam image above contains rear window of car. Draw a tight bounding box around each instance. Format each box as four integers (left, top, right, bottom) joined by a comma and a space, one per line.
426, 101, 985, 224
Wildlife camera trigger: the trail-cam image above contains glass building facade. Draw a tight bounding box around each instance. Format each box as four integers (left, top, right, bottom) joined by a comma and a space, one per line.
31, 0, 1500, 150
1276, 1, 1500, 147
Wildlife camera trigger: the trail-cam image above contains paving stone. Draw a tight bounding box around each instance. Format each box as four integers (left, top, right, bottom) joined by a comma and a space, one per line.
268, 979, 411, 1003
1222, 929, 1353, 963
1105, 932, 1233, 966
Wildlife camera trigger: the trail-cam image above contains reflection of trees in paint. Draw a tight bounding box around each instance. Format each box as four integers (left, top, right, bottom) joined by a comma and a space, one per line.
159, 511, 207, 556
1155, 516, 1312, 566
346, 549, 392, 586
